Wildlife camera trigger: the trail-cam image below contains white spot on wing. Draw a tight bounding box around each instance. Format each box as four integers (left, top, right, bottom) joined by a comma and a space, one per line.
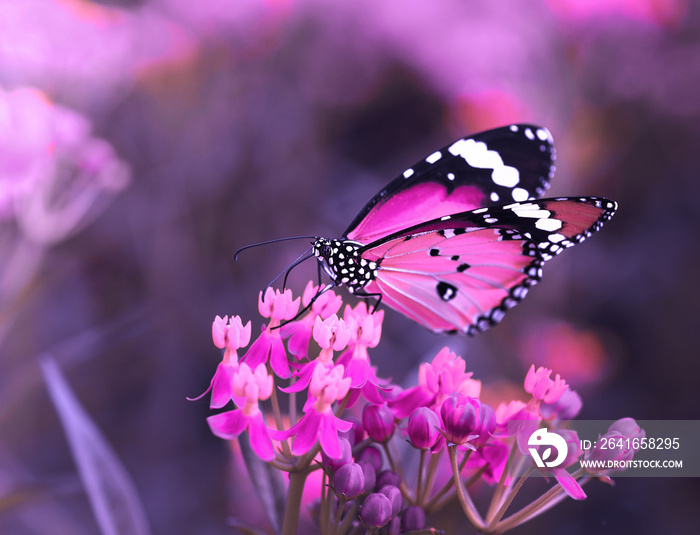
509, 125, 518, 132
448, 138, 520, 187
535, 218, 563, 232
536, 128, 550, 141
447, 173, 455, 181
510, 205, 551, 219
512, 187, 529, 202
403, 168, 414, 178
440, 215, 451, 221
524, 128, 535, 140
548, 233, 566, 243
490, 191, 500, 202
426, 151, 442, 164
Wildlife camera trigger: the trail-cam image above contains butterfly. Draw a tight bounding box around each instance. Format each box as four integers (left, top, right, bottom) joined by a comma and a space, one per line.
243, 124, 617, 335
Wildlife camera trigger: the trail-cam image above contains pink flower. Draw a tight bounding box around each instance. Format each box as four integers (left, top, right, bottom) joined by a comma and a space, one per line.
362, 403, 395, 443
273, 363, 352, 459
337, 303, 390, 407
212, 315, 252, 355
282, 282, 342, 359
0, 85, 130, 242
440, 394, 481, 446
258, 287, 300, 325
207, 363, 276, 461
242, 288, 300, 379
281, 314, 352, 393
524, 365, 568, 404
407, 407, 441, 450
189, 315, 252, 408
584, 418, 646, 479
313, 314, 352, 355
388, 347, 481, 419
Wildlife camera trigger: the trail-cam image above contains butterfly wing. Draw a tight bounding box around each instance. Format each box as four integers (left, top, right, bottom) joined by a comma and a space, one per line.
344, 124, 555, 244
359, 197, 617, 334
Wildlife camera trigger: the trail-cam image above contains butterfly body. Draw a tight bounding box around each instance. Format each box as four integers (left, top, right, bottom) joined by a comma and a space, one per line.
312, 238, 379, 293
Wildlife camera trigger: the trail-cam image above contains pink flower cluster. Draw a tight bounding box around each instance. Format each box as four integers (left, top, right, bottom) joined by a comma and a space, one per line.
194, 282, 644, 535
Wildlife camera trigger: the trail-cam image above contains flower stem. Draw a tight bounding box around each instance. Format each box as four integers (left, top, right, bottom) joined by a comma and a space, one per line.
281, 470, 309, 535
424, 448, 468, 513
485, 440, 518, 523
486, 466, 533, 530
269, 371, 292, 458
448, 445, 485, 530
495, 469, 590, 533
416, 449, 426, 504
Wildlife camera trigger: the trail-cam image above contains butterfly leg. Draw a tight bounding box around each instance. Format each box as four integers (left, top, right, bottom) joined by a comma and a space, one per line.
272, 282, 338, 330
353, 290, 384, 314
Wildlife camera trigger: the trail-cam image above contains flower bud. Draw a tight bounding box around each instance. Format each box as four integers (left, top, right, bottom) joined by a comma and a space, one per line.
376, 470, 401, 490
402, 505, 427, 531
362, 403, 395, 443
333, 462, 365, 500
338, 415, 364, 446
584, 418, 645, 476
473, 401, 495, 444
359, 461, 377, 493
407, 407, 441, 450
361, 493, 393, 528
356, 445, 382, 471
379, 485, 403, 517
440, 394, 481, 445
321, 438, 352, 473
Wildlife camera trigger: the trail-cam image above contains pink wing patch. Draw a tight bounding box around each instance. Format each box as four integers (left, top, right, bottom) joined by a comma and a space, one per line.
358, 196, 618, 334
346, 182, 484, 244
363, 229, 537, 333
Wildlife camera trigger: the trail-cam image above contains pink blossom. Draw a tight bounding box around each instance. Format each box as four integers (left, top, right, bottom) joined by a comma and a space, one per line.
189, 315, 252, 408
281, 312, 352, 394
282, 282, 342, 359
335, 303, 390, 407
212, 315, 252, 354
273, 363, 352, 459
313, 314, 352, 354
0, 85, 129, 242
207, 363, 276, 461
584, 418, 646, 479
524, 365, 569, 404
388, 347, 481, 419
258, 287, 300, 325
242, 288, 300, 379
440, 394, 481, 446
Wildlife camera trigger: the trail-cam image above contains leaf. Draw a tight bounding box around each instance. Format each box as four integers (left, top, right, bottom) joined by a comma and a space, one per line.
40, 355, 151, 535
237, 432, 285, 534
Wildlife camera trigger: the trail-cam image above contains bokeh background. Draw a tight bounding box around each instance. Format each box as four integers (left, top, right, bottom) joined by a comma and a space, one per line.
1, 0, 699, 533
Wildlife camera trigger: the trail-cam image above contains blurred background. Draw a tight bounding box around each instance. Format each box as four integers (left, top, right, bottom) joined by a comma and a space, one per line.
1, 0, 699, 533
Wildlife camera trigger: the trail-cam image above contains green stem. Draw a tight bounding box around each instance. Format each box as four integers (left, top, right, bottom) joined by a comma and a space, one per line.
424, 448, 467, 514
269, 372, 292, 458
281, 470, 309, 535
485, 440, 519, 523
448, 445, 485, 530
486, 466, 533, 530
495, 469, 590, 533
416, 449, 426, 504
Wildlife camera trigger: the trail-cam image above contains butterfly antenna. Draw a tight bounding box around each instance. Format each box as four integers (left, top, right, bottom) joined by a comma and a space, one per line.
234, 235, 317, 261
263, 247, 315, 295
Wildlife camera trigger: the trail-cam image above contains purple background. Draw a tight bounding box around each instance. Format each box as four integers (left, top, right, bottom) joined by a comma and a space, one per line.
1, 0, 699, 533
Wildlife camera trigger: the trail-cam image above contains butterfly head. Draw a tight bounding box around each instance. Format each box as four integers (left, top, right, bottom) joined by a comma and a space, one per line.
312, 238, 378, 293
